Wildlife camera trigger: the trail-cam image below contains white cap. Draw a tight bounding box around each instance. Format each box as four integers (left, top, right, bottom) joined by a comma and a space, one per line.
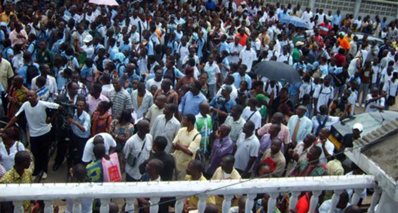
83, 35, 93, 43
296, 41, 304, 46
353, 123, 363, 132
241, 1, 247, 5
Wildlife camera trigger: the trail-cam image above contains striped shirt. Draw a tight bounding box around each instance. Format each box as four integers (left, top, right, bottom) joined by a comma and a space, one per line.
109, 89, 133, 117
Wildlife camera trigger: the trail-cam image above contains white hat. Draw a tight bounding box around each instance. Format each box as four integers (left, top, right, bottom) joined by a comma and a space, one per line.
296, 41, 304, 47
353, 123, 363, 132
83, 35, 93, 43
241, 1, 247, 5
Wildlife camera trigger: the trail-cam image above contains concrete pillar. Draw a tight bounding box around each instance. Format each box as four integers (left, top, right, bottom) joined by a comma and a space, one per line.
375, 192, 398, 213
354, 0, 362, 18
309, 0, 315, 10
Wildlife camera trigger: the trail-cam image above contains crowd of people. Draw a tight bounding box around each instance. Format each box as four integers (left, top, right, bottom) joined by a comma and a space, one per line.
0, 0, 396, 212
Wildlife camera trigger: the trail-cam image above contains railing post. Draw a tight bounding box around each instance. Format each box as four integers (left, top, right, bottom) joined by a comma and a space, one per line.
198, 195, 208, 213
328, 190, 343, 213
175, 197, 184, 213
309, 190, 322, 213
43, 200, 54, 213
100, 198, 110, 213
289, 191, 300, 211
267, 193, 279, 213
222, 194, 234, 213
245, 194, 256, 213
368, 188, 382, 213
72, 198, 81, 213
149, 197, 160, 213
13, 201, 24, 213
351, 188, 365, 205
125, 198, 135, 213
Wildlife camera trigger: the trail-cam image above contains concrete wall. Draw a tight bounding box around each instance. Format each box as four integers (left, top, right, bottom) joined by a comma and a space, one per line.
258, 0, 398, 22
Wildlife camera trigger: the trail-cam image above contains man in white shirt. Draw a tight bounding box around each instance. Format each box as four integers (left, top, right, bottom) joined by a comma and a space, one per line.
131, 82, 153, 120
2, 90, 60, 178
123, 120, 152, 181
234, 121, 260, 178
82, 133, 117, 163
224, 104, 246, 144
150, 103, 181, 153
301, 7, 313, 23
241, 98, 262, 130
313, 76, 334, 114
239, 42, 257, 72
316, 128, 335, 165
287, 106, 312, 145
365, 87, 385, 112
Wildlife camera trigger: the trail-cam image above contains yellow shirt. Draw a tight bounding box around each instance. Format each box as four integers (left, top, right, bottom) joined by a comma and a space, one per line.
0, 58, 14, 91
211, 167, 241, 211
185, 174, 216, 207
173, 127, 201, 171
1, 168, 32, 211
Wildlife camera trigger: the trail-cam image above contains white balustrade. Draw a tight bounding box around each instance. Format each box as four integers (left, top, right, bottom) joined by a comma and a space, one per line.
0, 175, 377, 213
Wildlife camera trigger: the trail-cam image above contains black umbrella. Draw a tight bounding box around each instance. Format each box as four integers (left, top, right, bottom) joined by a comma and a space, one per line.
253, 61, 302, 83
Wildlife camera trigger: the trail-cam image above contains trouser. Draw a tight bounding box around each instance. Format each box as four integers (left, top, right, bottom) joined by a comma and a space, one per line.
208, 83, 217, 100
69, 134, 89, 166
54, 128, 71, 165
334, 85, 346, 99
30, 131, 52, 175
358, 83, 370, 105
126, 173, 140, 182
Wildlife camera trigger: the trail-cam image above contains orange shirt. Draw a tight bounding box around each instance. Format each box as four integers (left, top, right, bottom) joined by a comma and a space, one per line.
236, 33, 248, 46
338, 37, 351, 50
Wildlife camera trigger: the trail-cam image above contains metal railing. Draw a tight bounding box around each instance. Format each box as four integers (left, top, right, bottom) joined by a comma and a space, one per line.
0, 175, 380, 213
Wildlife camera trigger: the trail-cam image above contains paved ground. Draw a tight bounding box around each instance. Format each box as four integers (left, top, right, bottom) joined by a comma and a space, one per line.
29, 98, 398, 211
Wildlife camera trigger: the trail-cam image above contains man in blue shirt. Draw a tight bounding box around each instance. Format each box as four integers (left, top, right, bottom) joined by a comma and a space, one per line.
231, 64, 252, 90
179, 80, 207, 116
210, 85, 236, 124
205, 0, 216, 11
68, 100, 91, 166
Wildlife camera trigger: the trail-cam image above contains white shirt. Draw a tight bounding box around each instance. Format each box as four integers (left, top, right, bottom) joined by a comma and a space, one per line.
146, 79, 162, 91
216, 84, 238, 101
316, 139, 334, 165
131, 89, 153, 119
234, 133, 260, 172
239, 48, 257, 72
224, 116, 246, 143
81, 44, 95, 59
204, 62, 221, 85
31, 75, 58, 100
365, 95, 385, 112
313, 85, 334, 112
82, 133, 117, 163
150, 115, 180, 153
241, 107, 262, 130
123, 134, 153, 180
0, 141, 25, 171
312, 115, 340, 134
287, 115, 312, 143
15, 101, 59, 137
102, 84, 114, 99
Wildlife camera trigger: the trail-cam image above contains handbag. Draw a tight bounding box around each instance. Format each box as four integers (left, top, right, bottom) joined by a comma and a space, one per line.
127, 138, 146, 167
102, 153, 122, 182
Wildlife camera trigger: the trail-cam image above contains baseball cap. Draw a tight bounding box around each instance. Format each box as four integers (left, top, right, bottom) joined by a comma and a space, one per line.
353, 123, 363, 132
221, 85, 232, 93
83, 35, 93, 43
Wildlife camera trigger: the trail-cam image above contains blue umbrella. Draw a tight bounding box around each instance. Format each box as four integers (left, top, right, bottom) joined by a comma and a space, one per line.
280, 16, 309, 29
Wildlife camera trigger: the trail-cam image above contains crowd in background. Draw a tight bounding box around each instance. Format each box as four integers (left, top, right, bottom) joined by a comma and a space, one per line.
0, 0, 396, 212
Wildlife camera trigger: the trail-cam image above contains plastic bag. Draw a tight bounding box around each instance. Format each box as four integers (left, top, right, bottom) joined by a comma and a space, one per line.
102, 153, 122, 182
